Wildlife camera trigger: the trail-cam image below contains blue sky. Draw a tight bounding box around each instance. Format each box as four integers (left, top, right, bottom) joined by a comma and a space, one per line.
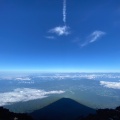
0, 0, 120, 72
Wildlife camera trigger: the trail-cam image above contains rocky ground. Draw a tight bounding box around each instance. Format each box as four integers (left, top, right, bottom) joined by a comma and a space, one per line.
0, 107, 33, 120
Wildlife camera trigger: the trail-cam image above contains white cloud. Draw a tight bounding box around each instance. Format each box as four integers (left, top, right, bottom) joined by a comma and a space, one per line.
18, 81, 34, 84
49, 25, 70, 36
15, 77, 31, 80
100, 81, 120, 89
81, 30, 106, 47
0, 88, 65, 106
47, 0, 70, 37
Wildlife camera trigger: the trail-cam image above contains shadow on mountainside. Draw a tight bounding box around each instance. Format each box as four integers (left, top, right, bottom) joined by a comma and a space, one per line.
30, 98, 96, 120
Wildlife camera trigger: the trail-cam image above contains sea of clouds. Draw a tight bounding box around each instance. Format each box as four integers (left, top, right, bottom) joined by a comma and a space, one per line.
0, 88, 65, 106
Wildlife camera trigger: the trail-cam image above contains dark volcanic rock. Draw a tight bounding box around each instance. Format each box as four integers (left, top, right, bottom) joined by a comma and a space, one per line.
30, 98, 96, 120
80, 107, 120, 120
0, 107, 34, 120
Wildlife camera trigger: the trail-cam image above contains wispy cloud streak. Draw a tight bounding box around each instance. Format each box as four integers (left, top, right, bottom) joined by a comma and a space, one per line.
81, 30, 106, 47
89, 31, 106, 43
63, 0, 66, 23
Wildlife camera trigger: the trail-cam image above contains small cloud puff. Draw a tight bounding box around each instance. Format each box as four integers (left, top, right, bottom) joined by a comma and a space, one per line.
49, 25, 70, 36
100, 81, 120, 89
81, 30, 106, 47
0, 88, 65, 106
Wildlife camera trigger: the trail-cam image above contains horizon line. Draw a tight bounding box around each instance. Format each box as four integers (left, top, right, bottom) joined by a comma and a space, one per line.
0, 70, 120, 73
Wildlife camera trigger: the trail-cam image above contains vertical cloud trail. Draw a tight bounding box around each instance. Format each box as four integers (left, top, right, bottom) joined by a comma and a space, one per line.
47, 0, 70, 36
63, 0, 66, 24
